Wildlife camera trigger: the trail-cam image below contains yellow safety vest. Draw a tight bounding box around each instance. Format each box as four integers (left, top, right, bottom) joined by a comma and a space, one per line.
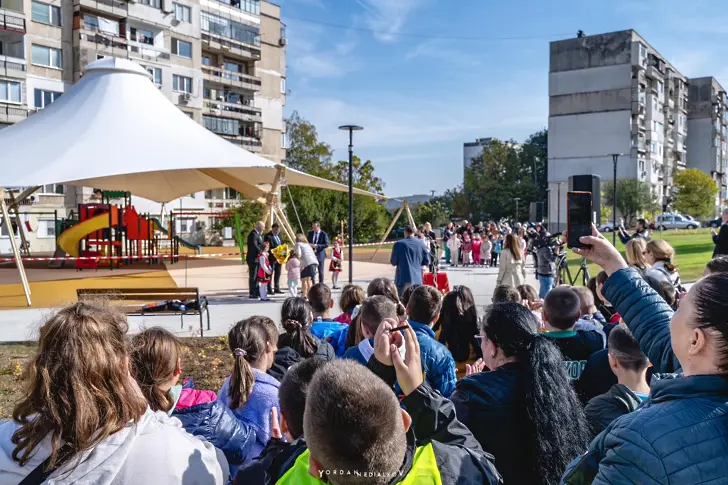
276, 444, 442, 485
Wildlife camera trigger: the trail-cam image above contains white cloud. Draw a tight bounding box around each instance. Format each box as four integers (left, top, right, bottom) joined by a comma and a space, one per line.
405, 39, 482, 68
285, 20, 360, 80
356, 0, 427, 43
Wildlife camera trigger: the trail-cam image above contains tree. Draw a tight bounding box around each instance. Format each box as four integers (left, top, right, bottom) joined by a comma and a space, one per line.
220, 200, 265, 243
673, 168, 719, 218
282, 112, 388, 242
519, 129, 548, 206
602, 179, 656, 226
413, 199, 450, 228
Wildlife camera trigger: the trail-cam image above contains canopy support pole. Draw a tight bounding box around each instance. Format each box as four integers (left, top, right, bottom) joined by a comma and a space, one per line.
7, 192, 30, 256
370, 203, 405, 262
0, 190, 31, 307
404, 201, 417, 229
263, 166, 285, 232
273, 205, 295, 244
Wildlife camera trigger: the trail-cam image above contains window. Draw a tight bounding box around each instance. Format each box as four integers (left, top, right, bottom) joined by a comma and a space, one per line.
40, 184, 64, 195
32, 44, 62, 68
214, 0, 260, 15
0, 80, 21, 103
280, 78, 286, 94
651, 141, 657, 153
223, 61, 241, 73
143, 66, 162, 85
224, 188, 238, 199
0, 219, 18, 237
202, 55, 211, 66
179, 219, 191, 233
173, 3, 191, 22
138, 0, 161, 7
201, 12, 260, 46
31, 1, 61, 26
84, 15, 119, 35
172, 74, 192, 93
130, 27, 155, 45
38, 220, 56, 239
172, 38, 192, 58
34, 89, 62, 109
281, 132, 287, 149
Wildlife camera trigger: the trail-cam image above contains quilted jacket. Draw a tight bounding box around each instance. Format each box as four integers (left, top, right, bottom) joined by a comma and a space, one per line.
562, 268, 728, 484
409, 320, 458, 397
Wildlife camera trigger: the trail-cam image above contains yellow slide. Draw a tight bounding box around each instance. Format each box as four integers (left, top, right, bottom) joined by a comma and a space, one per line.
57, 214, 111, 258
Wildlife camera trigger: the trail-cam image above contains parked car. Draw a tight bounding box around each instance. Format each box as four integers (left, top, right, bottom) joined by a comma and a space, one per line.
655, 213, 701, 230
709, 217, 723, 229
599, 222, 616, 232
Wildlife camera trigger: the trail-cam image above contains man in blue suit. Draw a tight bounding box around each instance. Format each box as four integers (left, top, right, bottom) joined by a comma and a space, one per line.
308, 222, 329, 284
390, 225, 430, 295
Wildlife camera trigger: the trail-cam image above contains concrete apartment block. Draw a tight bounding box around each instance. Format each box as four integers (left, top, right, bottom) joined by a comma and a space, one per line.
687, 76, 728, 214
548, 30, 688, 230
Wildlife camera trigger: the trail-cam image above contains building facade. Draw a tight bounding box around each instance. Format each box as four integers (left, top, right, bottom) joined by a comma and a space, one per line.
463, 137, 493, 179
687, 76, 727, 213
548, 30, 688, 230
0, 0, 286, 253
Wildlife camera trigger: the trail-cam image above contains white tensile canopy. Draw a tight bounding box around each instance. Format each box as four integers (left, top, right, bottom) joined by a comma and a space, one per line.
0, 57, 378, 202
0, 58, 383, 306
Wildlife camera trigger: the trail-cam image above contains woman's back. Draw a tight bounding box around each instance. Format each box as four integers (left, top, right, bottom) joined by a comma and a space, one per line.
296, 242, 317, 267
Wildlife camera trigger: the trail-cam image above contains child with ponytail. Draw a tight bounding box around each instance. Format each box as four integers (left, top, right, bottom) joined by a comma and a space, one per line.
130, 327, 256, 472
218, 316, 280, 462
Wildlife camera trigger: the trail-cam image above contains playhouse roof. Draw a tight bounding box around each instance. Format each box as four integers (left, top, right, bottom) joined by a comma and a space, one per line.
0, 58, 381, 202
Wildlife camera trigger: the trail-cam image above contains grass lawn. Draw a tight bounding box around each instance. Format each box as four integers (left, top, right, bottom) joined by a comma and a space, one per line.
564, 228, 715, 284
0, 338, 235, 419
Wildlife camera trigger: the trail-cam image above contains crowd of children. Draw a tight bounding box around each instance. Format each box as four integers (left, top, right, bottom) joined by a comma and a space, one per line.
2, 226, 728, 485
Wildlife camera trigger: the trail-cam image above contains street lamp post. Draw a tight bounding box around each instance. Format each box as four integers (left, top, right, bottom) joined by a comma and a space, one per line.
557, 182, 563, 233
339, 124, 363, 284
514, 197, 521, 224
609, 154, 623, 245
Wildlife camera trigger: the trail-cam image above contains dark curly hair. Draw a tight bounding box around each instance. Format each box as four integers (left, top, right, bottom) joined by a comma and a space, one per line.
279, 297, 319, 358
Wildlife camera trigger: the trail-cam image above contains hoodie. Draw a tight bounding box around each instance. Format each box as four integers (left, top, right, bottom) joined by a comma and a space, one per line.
584, 383, 644, 437
0, 409, 227, 485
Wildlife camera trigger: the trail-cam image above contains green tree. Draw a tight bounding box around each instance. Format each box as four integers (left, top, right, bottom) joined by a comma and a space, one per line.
673, 168, 719, 218
519, 129, 548, 205
464, 139, 538, 221
282, 112, 387, 242
602, 179, 656, 226
413, 199, 450, 228
220, 200, 265, 243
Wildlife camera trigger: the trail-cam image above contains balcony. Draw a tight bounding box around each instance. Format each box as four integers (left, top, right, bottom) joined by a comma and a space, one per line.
0, 8, 25, 34
0, 103, 27, 123
77, 29, 128, 59
0, 54, 25, 79
222, 135, 262, 152
74, 0, 127, 19
201, 32, 260, 61
203, 100, 262, 122
632, 137, 646, 153
201, 65, 261, 92
128, 39, 170, 63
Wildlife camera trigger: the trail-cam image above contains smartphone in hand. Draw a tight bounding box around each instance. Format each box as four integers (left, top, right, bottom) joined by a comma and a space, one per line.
567, 191, 593, 249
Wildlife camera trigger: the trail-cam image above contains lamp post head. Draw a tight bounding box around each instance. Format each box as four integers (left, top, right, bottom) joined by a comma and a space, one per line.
339, 125, 364, 131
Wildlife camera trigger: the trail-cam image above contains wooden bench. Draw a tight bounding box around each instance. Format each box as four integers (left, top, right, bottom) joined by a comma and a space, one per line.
77, 287, 211, 337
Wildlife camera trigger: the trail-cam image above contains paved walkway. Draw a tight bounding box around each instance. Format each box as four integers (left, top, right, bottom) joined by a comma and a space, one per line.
0, 259, 540, 342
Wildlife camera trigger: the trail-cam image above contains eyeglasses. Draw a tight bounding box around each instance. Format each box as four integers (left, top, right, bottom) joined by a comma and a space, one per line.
474, 333, 487, 344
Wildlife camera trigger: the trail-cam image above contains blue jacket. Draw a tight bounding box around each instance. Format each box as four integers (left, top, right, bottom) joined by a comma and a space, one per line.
563, 375, 728, 485
172, 400, 255, 468
390, 237, 430, 293
602, 268, 679, 373
310, 320, 349, 357
409, 320, 457, 397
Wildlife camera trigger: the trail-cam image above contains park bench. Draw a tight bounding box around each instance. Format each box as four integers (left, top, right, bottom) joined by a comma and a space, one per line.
76, 287, 211, 337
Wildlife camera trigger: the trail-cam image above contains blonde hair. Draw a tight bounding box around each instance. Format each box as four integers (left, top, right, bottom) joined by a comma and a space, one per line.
625, 238, 649, 270
130, 327, 183, 413
11, 303, 147, 468
647, 239, 677, 272
504, 233, 523, 260
296, 233, 307, 243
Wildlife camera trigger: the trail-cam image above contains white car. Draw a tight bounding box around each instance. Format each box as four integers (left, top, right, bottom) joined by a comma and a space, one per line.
599, 222, 616, 232
655, 214, 701, 230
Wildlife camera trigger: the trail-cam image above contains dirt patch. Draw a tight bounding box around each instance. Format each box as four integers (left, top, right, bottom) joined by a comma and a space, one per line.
0, 338, 235, 419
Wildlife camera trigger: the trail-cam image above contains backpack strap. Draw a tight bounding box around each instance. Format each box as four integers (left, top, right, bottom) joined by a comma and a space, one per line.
19, 444, 73, 485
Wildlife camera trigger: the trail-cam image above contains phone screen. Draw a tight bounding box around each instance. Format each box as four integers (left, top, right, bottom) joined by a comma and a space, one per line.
567, 192, 592, 249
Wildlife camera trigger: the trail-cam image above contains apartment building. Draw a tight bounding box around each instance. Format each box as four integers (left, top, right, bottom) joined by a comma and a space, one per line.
463, 137, 493, 175
687, 76, 727, 213
548, 30, 688, 230
0, 0, 286, 252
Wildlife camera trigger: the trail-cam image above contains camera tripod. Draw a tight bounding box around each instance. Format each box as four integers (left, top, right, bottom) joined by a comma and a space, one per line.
555, 252, 591, 287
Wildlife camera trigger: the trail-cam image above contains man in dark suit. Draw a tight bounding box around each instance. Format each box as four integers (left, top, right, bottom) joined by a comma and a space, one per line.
246, 221, 265, 299
713, 208, 728, 257
265, 223, 283, 294
391, 225, 430, 295
307, 222, 329, 284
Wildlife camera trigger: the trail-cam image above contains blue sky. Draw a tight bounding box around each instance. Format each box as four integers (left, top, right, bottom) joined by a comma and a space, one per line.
280, 0, 728, 197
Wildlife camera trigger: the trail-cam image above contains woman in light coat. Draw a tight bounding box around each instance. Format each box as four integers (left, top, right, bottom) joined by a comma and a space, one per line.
496, 233, 526, 287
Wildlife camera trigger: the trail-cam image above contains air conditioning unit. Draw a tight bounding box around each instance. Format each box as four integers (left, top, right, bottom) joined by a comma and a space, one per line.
178, 93, 191, 103
279, 38, 287, 47
171, 18, 180, 26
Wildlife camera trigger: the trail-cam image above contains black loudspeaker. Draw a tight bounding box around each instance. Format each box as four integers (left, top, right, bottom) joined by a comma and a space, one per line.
530, 202, 544, 222
569, 175, 601, 225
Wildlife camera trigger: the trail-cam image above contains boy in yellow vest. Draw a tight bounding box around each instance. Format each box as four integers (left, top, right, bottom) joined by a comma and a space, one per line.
272, 321, 502, 485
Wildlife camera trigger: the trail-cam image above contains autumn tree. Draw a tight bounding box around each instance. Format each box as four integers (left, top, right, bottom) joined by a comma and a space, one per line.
673, 168, 719, 218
